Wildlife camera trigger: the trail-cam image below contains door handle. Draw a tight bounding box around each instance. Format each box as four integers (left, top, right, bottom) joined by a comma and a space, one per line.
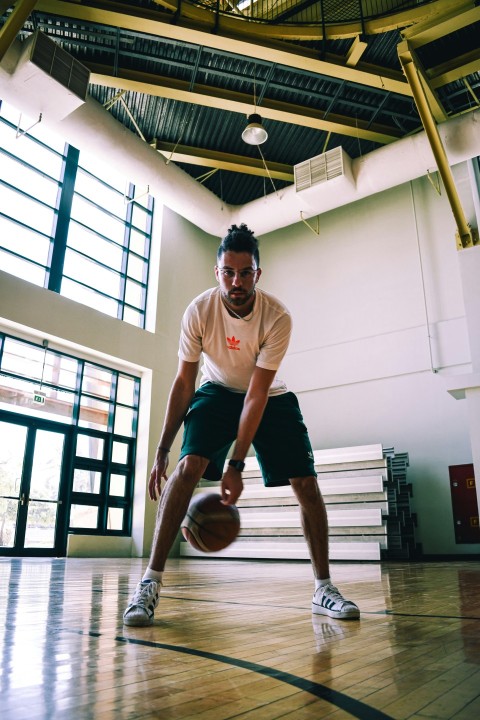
21, 496, 62, 505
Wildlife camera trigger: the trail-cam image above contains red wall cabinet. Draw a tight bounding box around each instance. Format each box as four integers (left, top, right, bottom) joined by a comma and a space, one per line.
448, 464, 480, 544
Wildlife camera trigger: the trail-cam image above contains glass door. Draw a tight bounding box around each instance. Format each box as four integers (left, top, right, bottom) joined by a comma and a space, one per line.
0, 416, 72, 556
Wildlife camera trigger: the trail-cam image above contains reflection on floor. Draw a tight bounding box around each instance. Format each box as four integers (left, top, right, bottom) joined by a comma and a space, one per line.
1, 558, 479, 719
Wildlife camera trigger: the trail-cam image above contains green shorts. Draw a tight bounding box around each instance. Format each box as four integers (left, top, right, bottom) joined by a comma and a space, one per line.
179, 382, 316, 487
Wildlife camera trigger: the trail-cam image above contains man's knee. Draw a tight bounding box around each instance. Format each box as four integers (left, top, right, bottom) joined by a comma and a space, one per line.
290, 475, 321, 504
177, 454, 208, 485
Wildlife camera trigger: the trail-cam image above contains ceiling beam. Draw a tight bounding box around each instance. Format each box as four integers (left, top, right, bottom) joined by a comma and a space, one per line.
406, 46, 448, 122
401, 3, 480, 48
346, 36, 368, 68
429, 49, 480, 88
0, 0, 37, 61
153, 141, 295, 181
35, 0, 411, 96
90, 66, 402, 144
398, 3, 480, 118
398, 39, 475, 248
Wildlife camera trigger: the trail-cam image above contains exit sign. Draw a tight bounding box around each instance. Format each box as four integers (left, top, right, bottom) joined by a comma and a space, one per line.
33, 391, 46, 405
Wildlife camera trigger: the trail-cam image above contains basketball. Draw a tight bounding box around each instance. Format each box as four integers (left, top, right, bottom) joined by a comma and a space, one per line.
181, 492, 241, 553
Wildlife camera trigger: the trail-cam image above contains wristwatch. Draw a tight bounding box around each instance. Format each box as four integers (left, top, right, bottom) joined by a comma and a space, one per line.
228, 459, 245, 472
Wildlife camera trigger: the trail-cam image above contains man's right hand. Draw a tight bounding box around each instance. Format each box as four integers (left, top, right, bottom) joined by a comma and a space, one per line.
147, 360, 198, 502
148, 450, 170, 501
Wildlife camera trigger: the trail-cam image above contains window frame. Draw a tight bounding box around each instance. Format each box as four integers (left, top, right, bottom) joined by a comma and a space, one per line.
0, 102, 154, 329
0, 332, 140, 537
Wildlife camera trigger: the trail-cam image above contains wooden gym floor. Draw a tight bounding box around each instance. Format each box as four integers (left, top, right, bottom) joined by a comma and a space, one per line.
1, 558, 479, 720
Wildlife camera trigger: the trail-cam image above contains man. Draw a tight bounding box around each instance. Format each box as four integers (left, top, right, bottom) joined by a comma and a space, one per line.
123, 223, 359, 626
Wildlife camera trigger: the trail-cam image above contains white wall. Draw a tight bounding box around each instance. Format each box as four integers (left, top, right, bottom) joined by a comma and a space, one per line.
255, 171, 479, 556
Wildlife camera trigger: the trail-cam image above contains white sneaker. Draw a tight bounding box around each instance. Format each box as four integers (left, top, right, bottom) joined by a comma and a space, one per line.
123, 580, 160, 626
312, 583, 360, 620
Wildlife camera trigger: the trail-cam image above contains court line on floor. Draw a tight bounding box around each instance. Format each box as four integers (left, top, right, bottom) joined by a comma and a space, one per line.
134, 593, 480, 620
65, 628, 394, 720
117, 635, 395, 720
383, 610, 480, 620
80, 586, 480, 621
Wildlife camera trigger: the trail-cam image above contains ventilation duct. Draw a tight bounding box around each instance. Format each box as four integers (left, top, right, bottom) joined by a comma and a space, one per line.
294, 147, 354, 193
13, 30, 89, 120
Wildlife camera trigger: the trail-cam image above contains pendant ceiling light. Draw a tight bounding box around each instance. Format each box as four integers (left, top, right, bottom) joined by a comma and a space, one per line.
242, 113, 268, 145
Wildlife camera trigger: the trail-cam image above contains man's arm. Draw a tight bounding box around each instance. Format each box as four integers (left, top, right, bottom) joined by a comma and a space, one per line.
221, 365, 277, 505
149, 359, 199, 501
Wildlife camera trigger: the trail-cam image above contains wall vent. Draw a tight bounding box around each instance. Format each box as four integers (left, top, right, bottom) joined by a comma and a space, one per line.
294, 147, 353, 193
13, 30, 90, 119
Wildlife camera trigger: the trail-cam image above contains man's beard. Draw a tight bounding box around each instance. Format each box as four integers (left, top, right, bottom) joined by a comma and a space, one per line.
223, 288, 255, 307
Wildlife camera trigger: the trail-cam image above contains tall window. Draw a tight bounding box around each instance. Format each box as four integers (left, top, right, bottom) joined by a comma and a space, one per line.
0, 332, 140, 536
0, 100, 153, 328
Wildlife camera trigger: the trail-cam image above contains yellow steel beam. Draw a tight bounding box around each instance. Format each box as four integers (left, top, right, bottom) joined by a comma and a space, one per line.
346, 36, 368, 68
429, 49, 480, 88
402, 3, 480, 48
91, 67, 401, 144
154, 141, 294, 181
35, 1, 410, 96
406, 46, 447, 122
0, 0, 37, 62
463, 78, 480, 107
398, 40, 477, 249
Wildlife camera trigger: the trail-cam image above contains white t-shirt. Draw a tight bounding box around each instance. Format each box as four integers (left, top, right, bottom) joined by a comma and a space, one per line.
178, 287, 291, 396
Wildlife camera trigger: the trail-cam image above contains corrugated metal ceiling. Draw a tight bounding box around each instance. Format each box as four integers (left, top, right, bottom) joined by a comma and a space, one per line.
1, 0, 479, 205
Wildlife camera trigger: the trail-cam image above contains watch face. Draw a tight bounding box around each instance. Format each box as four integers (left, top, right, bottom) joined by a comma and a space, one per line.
229, 459, 245, 472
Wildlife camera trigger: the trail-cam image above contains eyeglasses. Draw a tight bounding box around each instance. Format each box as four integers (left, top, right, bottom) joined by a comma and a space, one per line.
216, 267, 258, 280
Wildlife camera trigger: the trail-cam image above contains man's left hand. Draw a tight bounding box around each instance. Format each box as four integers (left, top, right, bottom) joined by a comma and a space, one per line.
220, 467, 243, 505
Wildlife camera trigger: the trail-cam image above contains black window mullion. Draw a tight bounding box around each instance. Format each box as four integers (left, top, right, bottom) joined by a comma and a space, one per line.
72, 359, 84, 427
98, 432, 115, 532
119, 184, 134, 319
140, 197, 153, 327
109, 372, 118, 437
0, 242, 48, 275
0, 144, 61, 183
48, 144, 79, 293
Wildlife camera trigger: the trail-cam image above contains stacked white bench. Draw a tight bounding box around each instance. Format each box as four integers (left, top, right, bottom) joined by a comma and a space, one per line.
180, 443, 417, 562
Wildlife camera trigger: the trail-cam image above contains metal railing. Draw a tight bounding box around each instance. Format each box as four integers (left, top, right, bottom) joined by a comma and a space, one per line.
187, 0, 433, 26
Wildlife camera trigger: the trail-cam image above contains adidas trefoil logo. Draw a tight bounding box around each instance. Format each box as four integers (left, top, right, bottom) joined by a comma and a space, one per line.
227, 335, 240, 350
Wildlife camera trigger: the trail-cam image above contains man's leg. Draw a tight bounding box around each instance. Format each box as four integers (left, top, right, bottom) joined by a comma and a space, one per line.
290, 475, 329, 579
290, 476, 360, 620
123, 454, 208, 627
149, 454, 208, 571
290, 476, 330, 580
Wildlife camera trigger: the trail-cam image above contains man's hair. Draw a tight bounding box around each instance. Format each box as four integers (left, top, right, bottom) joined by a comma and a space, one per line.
217, 223, 260, 267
